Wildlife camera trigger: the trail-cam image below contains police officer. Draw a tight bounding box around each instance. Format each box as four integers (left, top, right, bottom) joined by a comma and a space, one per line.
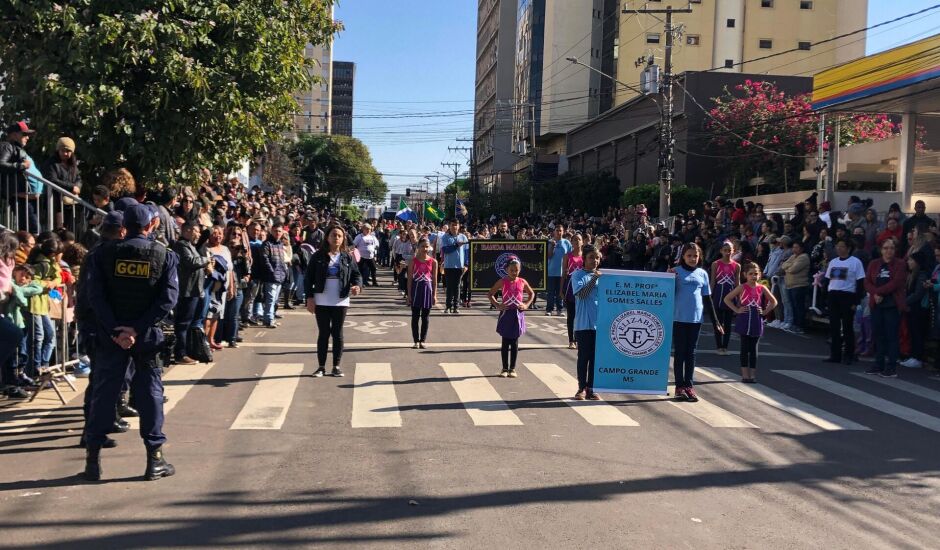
82, 204, 179, 481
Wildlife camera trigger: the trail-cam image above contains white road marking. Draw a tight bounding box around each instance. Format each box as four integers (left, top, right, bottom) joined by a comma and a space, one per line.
440, 363, 523, 426
351, 362, 402, 428
850, 372, 940, 404
697, 367, 869, 431
524, 363, 639, 426
239, 342, 573, 350
0, 379, 88, 434
779, 370, 940, 433
230, 363, 304, 430
127, 362, 215, 430
667, 385, 758, 428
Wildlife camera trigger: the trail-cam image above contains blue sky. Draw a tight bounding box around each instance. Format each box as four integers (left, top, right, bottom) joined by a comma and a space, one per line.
333, 0, 940, 203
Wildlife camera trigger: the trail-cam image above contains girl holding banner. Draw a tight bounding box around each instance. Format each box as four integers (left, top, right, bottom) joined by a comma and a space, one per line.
571, 245, 602, 400
723, 263, 777, 383
488, 259, 535, 378
672, 243, 722, 403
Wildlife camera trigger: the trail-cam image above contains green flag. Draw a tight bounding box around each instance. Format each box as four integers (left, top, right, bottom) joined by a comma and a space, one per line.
424, 201, 444, 222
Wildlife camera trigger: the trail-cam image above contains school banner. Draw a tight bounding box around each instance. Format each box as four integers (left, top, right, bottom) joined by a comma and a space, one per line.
469, 241, 547, 291
593, 269, 675, 395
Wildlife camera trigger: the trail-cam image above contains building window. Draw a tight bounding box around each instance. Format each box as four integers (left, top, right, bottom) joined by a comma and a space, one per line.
724, 59, 734, 68
727, 18, 735, 28
800, 0, 813, 8
646, 33, 661, 44
761, 0, 773, 6
686, 35, 700, 46
759, 39, 773, 49
798, 41, 812, 50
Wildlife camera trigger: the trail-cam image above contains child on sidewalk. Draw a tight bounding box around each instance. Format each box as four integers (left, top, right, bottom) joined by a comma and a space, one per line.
488, 259, 535, 378
723, 262, 778, 383
407, 238, 438, 349
3, 265, 45, 397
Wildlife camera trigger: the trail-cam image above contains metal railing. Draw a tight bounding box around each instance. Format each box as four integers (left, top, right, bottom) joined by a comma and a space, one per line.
1, 170, 107, 237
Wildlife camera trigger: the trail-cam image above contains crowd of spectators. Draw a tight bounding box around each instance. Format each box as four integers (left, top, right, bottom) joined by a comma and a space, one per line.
3, 125, 940, 400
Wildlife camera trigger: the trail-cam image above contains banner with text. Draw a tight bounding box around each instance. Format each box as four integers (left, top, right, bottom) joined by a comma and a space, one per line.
469, 241, 547, 291
593, 269, 675, 395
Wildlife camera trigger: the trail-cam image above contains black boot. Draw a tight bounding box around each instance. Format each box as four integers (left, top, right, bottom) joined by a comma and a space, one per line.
84, 446, 102, 481
118, 392, 139, 418
145, 446, 176, 481
110, 418, 130, 433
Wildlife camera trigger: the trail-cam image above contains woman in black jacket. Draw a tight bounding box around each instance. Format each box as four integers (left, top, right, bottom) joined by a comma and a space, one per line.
41, 137, 82, 230
305, 225, 362, 378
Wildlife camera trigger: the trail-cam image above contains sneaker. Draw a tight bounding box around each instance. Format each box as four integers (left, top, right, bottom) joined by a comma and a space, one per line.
586, 391, 600, 400
4, 386, 29, 399
313, 367, 326, 378
227, 342, 239, 349
17, 373, 36, 387
413, 342, 420, 349
900, 358, 923, 369
545, 311, 553, 316
73, 366, 91, 378
274, 313, 284, 319
557, 311, 565, 318
331, 367, 344, 377
418, 342, 426, 349
790, 327, 805, 335
717, 348, 727, 356
453, 308, 461, 315
176, 356, 198, 365
779, 323, 792, 331
673, 387, 688, 401
767, 320, 780, 329
879, 369, 898, 378
574, 389, 586, 400
499, 369, 510, 378
508, 369, 518, 378
685, 387, 699, 402
864, 366, 883, 375
263, 323, 279, 329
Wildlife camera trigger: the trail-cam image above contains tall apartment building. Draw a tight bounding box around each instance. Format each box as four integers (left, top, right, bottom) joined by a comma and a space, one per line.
614, 0, 867, 106
512, 0, 610, 160
294, 41, 334, 135
331, 61, 355, 137
474, 0, 518, 192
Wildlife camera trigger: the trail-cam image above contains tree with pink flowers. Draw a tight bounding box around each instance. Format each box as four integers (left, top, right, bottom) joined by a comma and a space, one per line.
704, 80, 898, 194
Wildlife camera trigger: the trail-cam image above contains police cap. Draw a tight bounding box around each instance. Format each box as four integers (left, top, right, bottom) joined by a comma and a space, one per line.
102, 210, 124, 228
124, 204, 156, 229
114, 197, 139, 212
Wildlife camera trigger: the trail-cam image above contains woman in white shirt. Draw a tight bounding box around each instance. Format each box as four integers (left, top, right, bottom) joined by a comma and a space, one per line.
353, 223, 380, 286
824, 238, 866, 365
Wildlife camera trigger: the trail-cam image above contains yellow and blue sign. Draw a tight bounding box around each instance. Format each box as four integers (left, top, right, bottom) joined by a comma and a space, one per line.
593, 269, 675, 395
812, 33, 940, 111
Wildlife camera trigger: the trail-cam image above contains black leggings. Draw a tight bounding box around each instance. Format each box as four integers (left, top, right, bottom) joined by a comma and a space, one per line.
315, 306, 347, 367
411, 307, 430, 343
740, 335, 759, 370
565, 300, 576, 343
714, 307, 734, 349
500, 338, 519, 371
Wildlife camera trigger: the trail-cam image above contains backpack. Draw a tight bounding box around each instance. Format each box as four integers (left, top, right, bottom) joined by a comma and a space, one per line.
187, 327, 213, 363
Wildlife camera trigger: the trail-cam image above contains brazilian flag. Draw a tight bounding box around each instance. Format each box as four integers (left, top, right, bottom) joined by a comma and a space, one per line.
424, 201, 444, 222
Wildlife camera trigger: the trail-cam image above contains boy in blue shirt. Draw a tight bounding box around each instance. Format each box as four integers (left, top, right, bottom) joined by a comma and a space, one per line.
546, 224, 572, 316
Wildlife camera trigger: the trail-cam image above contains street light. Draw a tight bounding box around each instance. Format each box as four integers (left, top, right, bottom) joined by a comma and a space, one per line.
565, 57, 648, 97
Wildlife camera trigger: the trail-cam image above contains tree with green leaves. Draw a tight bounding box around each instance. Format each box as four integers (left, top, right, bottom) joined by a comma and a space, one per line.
290, 134, 387, 207
0, 1, 339, 184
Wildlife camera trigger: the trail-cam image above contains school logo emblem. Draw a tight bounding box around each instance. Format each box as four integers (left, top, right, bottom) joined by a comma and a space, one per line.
495, 253, 521, 279
610, 310, 664, 358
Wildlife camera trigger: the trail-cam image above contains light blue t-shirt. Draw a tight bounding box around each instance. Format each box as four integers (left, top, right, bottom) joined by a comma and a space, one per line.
572, 268, 599, 331
674, 265, 711, 323
547, 238, 572, 277
440, 232, 468, 269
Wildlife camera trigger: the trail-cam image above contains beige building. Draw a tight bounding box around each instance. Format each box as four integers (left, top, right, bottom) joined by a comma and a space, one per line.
614, 0, 867, 106
294, 41, 334, 135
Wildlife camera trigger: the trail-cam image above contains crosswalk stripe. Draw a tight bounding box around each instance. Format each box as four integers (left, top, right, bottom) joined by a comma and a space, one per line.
439, 363, 523, 426
667, 387, 758, 428
779, 370, 940, 433
230, 363, 304, 430
697, 367, 869, 431
0, 379, 88, 434
524, 363, 639, 426
351, 363, 402, 428
850, 372, 940, 404
127, 362, 215, 430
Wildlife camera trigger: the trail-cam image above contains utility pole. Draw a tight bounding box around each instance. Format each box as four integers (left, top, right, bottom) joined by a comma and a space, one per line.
447, 147, 471, 217
635, 3, 693, 219
455, 138, 477, 217
441, 162, 461, 209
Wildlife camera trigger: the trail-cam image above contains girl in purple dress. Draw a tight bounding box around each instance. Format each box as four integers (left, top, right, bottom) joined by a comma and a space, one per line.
487, 259, 535, 378
723, 262, 778, 383
407, 238, 438, 348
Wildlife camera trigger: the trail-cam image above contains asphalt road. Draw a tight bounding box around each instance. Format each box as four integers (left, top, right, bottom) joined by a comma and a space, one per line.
1, 268, 939, 549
